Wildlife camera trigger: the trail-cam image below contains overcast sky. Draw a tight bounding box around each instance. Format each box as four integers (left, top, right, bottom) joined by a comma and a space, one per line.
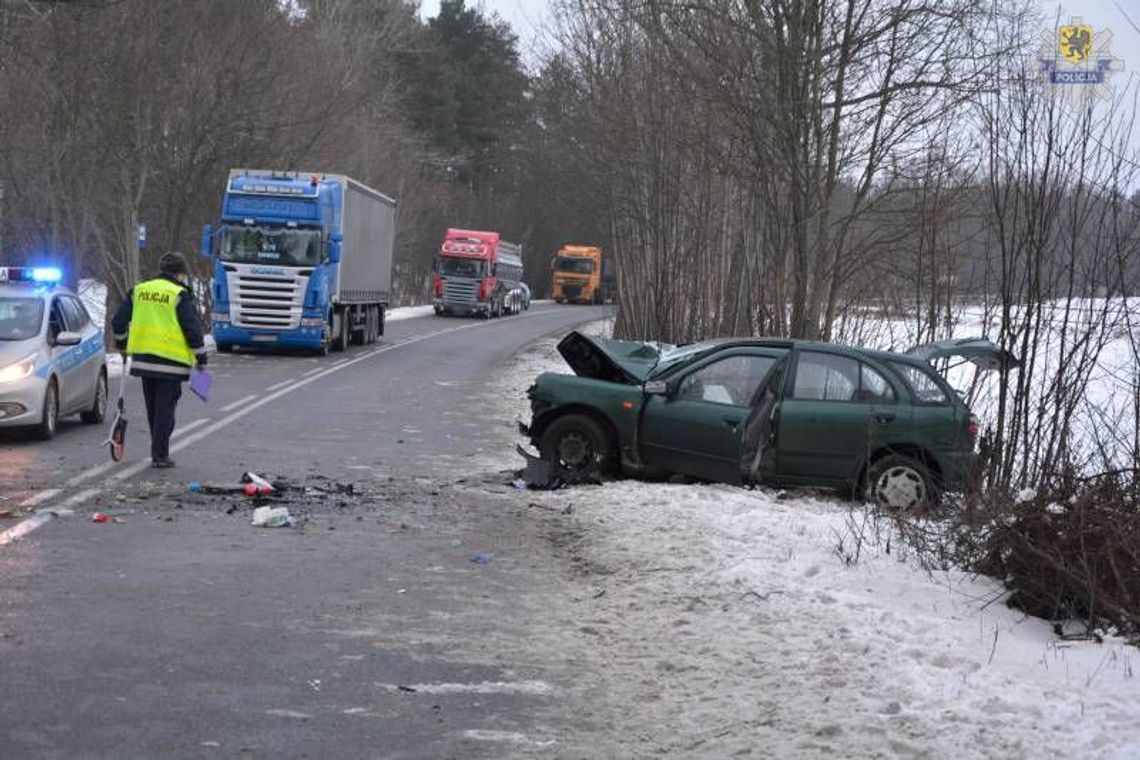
417, 0, 555, 65
416, 1, 1139, 163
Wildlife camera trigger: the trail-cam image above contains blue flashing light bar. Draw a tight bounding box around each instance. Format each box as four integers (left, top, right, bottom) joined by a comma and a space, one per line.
32, 267, 62, 283
0, 266, 62, 284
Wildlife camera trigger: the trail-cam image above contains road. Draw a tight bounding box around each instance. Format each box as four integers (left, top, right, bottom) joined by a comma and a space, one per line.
0, 304, 610, 759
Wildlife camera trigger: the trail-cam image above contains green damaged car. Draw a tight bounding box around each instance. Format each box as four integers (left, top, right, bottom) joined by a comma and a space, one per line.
521, 332, 1017, 508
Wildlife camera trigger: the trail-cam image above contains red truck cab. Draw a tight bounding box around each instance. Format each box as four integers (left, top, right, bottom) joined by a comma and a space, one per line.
433, 228, 524, 318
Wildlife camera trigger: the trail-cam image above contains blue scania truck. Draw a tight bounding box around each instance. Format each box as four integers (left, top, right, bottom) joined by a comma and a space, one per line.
201, 169, 397, 354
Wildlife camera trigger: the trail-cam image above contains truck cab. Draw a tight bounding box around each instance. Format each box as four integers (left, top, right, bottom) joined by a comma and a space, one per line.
433, 229, 524, 318
203, 169, 396, 354
551, 245, 603, 304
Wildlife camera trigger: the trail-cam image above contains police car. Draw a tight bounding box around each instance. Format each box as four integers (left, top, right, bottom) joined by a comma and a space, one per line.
0, 267, 107, 439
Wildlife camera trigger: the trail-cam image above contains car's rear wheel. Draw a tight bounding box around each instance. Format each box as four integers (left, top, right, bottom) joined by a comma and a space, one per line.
34, 379, 59, 440
217, 343, 234, 353
866, 454, 936, 509
539, 414, 615, 478
80, 369, 108, 424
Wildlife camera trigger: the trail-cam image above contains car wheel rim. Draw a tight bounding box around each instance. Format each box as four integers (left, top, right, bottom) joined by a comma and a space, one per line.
875, 466, 925, 509
96, 376, 107, 415
557, 431, 595, 470
46, 388, 57, 433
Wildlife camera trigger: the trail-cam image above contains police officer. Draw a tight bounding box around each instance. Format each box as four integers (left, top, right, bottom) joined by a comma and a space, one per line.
112, 252, 208, 468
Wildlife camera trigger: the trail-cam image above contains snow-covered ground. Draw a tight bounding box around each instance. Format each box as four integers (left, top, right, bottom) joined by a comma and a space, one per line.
487, 322, 1140, 758
386, 304, 436, 322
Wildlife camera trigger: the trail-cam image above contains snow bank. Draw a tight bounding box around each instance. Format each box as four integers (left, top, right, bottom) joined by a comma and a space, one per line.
77, 279, 107, 326
485, 322, 1140, 758
386, 304, 436, 322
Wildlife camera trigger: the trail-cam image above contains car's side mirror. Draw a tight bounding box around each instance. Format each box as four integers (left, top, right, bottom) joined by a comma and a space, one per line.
55, 331, 82, 347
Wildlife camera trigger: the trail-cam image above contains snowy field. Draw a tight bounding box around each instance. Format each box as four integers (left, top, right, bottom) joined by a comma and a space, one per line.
488, 322, 1140, 758
836, 299, 1140, 468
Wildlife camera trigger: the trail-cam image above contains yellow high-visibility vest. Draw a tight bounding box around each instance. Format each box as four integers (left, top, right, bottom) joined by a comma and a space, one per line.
126, 278, 194, 366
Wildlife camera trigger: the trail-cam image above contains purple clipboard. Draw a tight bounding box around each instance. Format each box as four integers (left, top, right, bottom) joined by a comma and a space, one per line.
189, 367, 213, 402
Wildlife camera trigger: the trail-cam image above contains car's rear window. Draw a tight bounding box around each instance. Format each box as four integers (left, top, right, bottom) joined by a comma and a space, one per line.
889, 361, 949, 404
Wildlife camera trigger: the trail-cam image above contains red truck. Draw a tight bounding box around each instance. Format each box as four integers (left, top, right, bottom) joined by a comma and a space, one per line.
433, 228, 524, 318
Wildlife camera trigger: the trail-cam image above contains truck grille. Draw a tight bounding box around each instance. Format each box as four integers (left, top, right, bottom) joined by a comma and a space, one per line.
227, 269, 307, 329
442, 276, 479, 305
562, 283, 584, 300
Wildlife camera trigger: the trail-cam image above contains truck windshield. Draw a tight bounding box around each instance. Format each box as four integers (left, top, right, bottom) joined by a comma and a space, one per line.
218, 226, 323, 266
437, 257, 487, 278
0, 297, 44, 340
556, 258, 594, 274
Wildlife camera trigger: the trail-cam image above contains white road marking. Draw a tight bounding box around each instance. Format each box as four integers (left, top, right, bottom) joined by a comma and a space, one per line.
19, 488, 61, 507
301, 367, 325, 377
220, 394, 257, 413
265, 379, 293, 392
0, 488, 98, 546
171, 417, 211, 439
380, 680, 553, 695
265, 709, 314, 719
0, 512, 55, 547
61, 488, 101, 507
62, 418, 212, 489
461, 730, 557, 746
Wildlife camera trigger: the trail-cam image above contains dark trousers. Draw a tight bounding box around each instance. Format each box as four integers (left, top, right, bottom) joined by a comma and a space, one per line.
141, 377, 182, 461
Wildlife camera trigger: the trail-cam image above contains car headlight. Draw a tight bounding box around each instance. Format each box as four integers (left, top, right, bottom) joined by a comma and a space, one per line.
0, 355, 36, 384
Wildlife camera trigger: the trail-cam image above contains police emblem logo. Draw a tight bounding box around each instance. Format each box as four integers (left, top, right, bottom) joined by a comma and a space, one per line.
1039, 17, 1125, 106
1059, 25, 1093, 64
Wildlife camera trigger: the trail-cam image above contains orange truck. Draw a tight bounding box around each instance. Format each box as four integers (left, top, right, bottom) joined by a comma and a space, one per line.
551, 245, 604, 304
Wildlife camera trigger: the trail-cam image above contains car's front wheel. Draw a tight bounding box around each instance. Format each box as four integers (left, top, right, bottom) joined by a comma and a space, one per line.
34, 379, 59, 440
866, 454, 936, 509
539, 414, 615, 478
80, 369, 107, 424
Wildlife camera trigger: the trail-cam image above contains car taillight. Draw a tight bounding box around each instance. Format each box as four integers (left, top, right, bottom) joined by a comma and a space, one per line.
434, 274, 442, 297
967, 415, 979, 437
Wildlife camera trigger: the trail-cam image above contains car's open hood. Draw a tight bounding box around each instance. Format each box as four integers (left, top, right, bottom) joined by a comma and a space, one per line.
557, 331, 662, 384
907, 337, 1020, 371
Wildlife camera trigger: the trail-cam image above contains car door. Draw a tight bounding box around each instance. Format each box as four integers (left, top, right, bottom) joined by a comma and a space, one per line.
772, 351, 904, 484
60, 296, 100, 414
639, 351, 781, 483
45, 296, 75, 410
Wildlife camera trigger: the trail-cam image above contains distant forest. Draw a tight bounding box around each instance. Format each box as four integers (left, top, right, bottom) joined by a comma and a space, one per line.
1, 0, 1138, 346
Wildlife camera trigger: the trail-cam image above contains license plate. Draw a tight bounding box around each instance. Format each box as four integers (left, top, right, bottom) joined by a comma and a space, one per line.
250, 335, 277, 342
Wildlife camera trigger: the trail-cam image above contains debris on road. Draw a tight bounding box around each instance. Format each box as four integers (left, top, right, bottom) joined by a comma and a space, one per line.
241, 471, 275, 495
515, 444, 601, 490
470, 553, 491, 564
119, 472, 390, 524
251, 506, 293, 528
187, 482, 246, 495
